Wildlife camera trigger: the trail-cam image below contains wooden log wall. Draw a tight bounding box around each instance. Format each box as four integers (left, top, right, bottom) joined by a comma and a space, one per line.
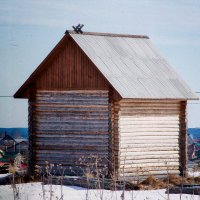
28, 99, 35, 175
114, 100, 186, 180
179, 101, 187, 175
111, 100, 120, 178
30, 90, 110, 175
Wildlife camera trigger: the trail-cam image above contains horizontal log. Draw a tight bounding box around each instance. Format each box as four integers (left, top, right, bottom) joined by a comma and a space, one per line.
33, 149, 109, 154
117, 103, 168, 109
34, 131, 109, 135
119, 99, 181, 103
117, 107, 180, 111
36, 94, 108, 99
119, 162, 179, 169
35, 152, 109, 158
35, 134, 109, 139
118, 119, 180, 124
119, 121, 179, 126
35, 121, 109, 126
34, 141, 109, 147
118, 139, 179, 144
34, 139, 109, 144
119, 158, 179, 165
117, 107, 180, 112
37, 155, 110, 161
118, 124, 179, 129
119, 135, 179, 140
117, 136, 179, 142
117, 110, 180, 114
116, 143, 179, 148
117, 132, 179, 137
34, 112, 108, 117
33, 104, 108, 109
119, 166, 179, 173
34, 145, 108, 151
119, 150, 179, 156
117, 103, 180, 108
36, 95, 108, 99
119, 170, 180, 177
35, 126, 108, 131
119, 165, 179, 173
36, 90, 108, 95
35, 108, 109, 112
36, 99, 108, 105
33, 138, 109, 144
35, 95, 108, 100
118, 146, 179, 152
118, 128, 180, 132
34, 117, 109, 122
36, 97, 109, 101
35, 156, 109, 163
117, 154, 179, 160
35, 160, 109, 167
34, 141, 109, 146
118, 116, 180, 121
35, 154, 109, 160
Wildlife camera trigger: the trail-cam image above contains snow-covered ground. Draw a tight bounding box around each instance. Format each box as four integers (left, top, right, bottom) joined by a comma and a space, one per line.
0, 173, 12, 178
188, 171, 200, 178
0, 182, 199, 200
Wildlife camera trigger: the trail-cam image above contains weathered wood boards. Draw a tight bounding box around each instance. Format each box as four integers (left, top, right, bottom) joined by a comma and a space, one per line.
112, 100, 186, 179
29, 90, 109, 175
35, 37, 109, 92
28, 92, 187, 179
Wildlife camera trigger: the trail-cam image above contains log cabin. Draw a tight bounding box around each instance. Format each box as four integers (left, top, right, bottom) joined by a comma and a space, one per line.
14, 30, 198, 180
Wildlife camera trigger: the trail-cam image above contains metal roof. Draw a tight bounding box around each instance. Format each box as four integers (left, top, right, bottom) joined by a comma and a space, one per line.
70, 32, 198, 99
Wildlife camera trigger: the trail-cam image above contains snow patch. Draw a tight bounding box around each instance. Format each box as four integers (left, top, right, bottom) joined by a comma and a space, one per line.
0, 182, 199, 200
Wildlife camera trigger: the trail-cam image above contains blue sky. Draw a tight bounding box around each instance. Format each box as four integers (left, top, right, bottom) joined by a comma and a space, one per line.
0, 0, 200, 127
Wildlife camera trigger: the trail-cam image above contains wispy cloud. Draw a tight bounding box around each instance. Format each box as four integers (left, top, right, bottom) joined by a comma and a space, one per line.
0, 0, 76, 28
1, 0, 200, 32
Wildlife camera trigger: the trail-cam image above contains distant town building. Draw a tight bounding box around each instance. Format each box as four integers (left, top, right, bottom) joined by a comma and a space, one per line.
7, 141, 28, 155
0, 134, 16, 151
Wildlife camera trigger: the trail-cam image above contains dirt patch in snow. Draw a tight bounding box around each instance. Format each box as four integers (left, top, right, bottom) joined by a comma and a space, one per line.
132, 174, 200, 190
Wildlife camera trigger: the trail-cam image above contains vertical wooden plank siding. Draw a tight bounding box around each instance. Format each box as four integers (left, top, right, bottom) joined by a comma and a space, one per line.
116, 100, 184, 180
31, 90, 110, 175
35, 37, 109, 91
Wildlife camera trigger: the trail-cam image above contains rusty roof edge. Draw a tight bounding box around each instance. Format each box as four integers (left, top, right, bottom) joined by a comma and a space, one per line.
14, 35, 68, 98
66, 30, 149, 39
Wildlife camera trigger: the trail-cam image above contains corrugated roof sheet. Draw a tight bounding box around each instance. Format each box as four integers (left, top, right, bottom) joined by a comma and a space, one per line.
70, 32, 198, 99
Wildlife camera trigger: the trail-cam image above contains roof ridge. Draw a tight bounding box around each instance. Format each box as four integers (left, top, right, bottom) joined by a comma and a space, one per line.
66, 30, 149, 39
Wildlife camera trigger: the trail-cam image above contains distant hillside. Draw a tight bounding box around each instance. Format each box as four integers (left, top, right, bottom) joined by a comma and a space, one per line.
188, 128, 200, 140
0, 128, 28, 139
